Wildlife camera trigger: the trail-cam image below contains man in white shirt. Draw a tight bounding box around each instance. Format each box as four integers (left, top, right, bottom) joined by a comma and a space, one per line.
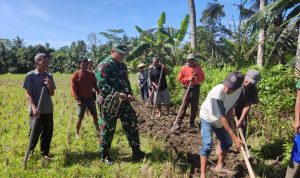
199, 72, 244, 178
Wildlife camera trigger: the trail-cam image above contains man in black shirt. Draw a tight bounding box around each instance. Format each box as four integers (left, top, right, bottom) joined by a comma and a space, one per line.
234, 69, 260, 139
149, 57, 170, 117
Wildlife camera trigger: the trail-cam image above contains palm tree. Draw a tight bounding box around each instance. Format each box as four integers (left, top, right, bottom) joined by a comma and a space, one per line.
257, 0, 267, 67
296, 24, 300, 77
188, 0, 197, 49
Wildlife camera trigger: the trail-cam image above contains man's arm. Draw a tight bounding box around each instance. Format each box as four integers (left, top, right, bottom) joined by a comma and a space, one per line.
45, 76, 55, 96
219, 116, 242, 149
92, 73, 100, 94
123, 64, 133, 95
95, 63, 113, 96
236, 105, 251, 128
26, 90, 39, 117
294, 89, 300, 133
196, 66, 205, 84
177, 67, 190, 85
162, 64, 170, 75
210, 98, 242, 149
71, 73, 80, 101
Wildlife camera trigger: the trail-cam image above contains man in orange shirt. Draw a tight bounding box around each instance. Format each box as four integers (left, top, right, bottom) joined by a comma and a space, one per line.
176, 53, 205, 129
71, 58, 100, 138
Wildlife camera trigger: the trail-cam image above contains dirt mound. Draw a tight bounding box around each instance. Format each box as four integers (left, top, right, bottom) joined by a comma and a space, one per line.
133, 101, 249, 178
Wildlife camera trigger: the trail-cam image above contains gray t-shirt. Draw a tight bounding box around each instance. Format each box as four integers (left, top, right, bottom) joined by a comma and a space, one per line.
23, 69, 56, 114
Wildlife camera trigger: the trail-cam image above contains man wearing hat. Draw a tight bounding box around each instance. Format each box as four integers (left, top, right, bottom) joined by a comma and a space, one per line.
137, 63, 149, 101
95, 43, 145, 165
71, 58, 100, 138
199, 72, 244, 178
233, 69, 260, 139
176, 53, 205, 129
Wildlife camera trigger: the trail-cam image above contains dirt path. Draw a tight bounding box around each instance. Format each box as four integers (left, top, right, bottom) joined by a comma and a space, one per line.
133, 101, 249, 178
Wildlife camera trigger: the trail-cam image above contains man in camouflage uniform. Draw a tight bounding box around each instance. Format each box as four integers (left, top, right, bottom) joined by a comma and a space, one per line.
95, 43, 145, 165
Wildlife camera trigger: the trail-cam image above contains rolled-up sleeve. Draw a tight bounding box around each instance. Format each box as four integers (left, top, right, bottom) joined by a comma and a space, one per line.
210, 98, 225, 119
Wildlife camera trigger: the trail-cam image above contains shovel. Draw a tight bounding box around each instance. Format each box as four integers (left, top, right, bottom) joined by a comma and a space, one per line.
23, 87, 47, 168
171, 79, 193, 132
234, 116, 252, 158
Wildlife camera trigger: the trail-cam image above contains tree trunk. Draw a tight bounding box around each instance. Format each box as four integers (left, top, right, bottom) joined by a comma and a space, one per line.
296, 27, 300, 78
188, 0, 197, 50
257, 0, 266, 67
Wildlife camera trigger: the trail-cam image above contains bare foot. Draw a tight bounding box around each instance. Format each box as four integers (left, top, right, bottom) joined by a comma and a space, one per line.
214, 167, 235, 175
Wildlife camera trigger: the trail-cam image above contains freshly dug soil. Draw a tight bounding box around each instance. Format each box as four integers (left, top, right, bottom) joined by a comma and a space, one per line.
133, 101, 250, 178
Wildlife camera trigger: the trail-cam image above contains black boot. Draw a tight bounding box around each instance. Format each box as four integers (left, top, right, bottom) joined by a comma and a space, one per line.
131, 147, 145, 162
101, 151, 114, 165
189, 122, 196, 129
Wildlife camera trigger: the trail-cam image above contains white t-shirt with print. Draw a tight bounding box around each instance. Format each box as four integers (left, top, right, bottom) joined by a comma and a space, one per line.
199, 84, 242, 128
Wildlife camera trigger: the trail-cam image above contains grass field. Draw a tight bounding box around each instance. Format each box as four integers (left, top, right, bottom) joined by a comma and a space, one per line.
0, 73, 188, 178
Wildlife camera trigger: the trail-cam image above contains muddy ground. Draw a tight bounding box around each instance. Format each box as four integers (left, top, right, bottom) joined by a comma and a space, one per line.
132, 101, 251, 178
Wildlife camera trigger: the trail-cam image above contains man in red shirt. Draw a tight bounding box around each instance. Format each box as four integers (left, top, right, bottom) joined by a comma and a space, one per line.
176, 53, 205, 129
71, 58, 100, 138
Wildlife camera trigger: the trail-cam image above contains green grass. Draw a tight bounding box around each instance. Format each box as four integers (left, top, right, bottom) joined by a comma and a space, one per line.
0, 74, 188, 178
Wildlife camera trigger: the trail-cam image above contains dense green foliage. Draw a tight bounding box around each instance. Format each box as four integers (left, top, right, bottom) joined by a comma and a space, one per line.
162, 63, 296, 177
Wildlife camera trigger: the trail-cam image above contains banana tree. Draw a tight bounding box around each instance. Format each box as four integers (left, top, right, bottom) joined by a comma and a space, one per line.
242, 0, 300, 66
125, 12, 189, 66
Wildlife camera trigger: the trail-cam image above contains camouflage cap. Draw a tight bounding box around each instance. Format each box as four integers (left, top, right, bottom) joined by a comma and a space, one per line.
186, 53, 197, 60
113, 43, 129, 54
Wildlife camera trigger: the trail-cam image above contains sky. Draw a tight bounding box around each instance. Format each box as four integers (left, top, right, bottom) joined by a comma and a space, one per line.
0, 0, 240, 49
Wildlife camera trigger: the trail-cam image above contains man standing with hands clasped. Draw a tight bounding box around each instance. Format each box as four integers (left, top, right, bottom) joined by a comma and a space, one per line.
95, 43, 145, 165
23, 53, 56, 160
176, 53, 205, 129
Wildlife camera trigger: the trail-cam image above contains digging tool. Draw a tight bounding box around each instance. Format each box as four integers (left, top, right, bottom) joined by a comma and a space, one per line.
240, 146, 256, 178
145, 89, 154, 106
114, 94, 127, 118
234, 116, 251, 158
151, 67, 163, 118
23, 87, 47, 168
233, 117, 255, 178
171, 79, 193, 132
139, 79, 148, 90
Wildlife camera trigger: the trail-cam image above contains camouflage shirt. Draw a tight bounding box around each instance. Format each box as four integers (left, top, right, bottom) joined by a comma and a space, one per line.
95, 55, 132, 97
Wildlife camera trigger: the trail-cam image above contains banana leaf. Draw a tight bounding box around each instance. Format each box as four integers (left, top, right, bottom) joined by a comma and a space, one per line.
125, 43, 151, 62
176, 14, 190, 43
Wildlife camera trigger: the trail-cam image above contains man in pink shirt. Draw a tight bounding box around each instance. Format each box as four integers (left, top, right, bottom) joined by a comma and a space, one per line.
176, 53, 205, 129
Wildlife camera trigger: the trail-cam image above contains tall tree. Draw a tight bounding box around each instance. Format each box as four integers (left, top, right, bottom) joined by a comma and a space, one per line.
257, 0, 267, 67
188, 0, 197, 49
296, 25, 300, 77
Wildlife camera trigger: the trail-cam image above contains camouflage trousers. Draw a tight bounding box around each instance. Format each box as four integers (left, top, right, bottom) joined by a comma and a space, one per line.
98, 101, 141, 156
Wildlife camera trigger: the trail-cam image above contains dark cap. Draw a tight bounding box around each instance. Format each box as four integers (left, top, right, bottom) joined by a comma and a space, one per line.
152, 56, 160, 62
223, 72, 244, 90
113, 43, 129, 54
78, 57, 88, 64
245, 69, 260, 85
